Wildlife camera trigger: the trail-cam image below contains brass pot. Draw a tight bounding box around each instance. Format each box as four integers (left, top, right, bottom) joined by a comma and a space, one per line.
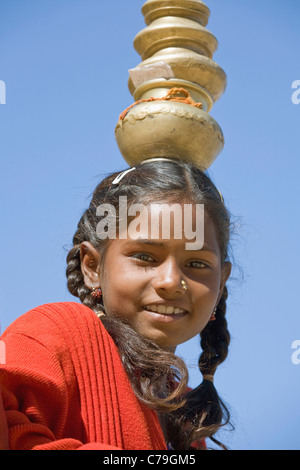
115, 99, 224, 170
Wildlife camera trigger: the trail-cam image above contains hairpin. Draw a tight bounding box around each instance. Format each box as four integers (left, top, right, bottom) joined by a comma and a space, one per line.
112, 158, 174, 186
112, 167, 136, 185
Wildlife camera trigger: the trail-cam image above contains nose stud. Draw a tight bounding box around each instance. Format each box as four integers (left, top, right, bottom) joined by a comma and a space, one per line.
181, 279, 188, 291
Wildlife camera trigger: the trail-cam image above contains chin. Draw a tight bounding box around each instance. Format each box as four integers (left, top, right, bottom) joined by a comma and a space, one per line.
145, 332, 184, 351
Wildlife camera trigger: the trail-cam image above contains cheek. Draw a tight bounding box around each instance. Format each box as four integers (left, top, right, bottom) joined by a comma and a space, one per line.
194, 281, 219, 306
192, 282, 220, 322
101, 267, 143, 316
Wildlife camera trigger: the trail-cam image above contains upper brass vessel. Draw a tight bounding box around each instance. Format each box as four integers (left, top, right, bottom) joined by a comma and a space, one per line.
115, 0, 227, 170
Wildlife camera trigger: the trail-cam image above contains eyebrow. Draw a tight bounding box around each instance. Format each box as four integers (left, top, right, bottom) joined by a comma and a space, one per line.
126, 238, 216, 253
129, 239, 164, 247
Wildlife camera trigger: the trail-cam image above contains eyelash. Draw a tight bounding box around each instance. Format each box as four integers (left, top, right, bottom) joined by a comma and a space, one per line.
187, 260, 209, 269
131, 253, 209, 269
131, 253, 154, 262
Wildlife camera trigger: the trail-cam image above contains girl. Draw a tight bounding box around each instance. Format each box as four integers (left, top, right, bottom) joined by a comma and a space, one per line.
0, 158, 233, 450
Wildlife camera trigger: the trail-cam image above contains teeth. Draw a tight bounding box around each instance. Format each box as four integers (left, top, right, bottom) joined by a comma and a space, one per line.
145, 304, 185, 315
174, 308, 184, 314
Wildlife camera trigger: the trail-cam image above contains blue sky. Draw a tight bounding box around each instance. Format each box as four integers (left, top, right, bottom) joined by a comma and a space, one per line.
0, 0, 299, 450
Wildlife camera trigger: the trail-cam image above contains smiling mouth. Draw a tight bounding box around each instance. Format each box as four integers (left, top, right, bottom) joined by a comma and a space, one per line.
143, 304, 187, 315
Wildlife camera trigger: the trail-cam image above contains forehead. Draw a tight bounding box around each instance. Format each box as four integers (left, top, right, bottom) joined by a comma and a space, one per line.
117, 202, 220, 254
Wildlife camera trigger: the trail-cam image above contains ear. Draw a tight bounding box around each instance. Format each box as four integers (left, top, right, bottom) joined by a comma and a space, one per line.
217, 261, 232, 304
80, 241, 101, 289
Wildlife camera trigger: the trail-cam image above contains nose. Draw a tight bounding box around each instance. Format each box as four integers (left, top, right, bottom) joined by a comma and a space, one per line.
152, 258, 185, 297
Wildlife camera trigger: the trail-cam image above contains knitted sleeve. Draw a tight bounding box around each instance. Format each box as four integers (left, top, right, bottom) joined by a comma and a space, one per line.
0, 305, 120, 451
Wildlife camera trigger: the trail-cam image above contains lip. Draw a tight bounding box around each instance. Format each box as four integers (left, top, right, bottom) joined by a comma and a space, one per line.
142, 303, 189, 323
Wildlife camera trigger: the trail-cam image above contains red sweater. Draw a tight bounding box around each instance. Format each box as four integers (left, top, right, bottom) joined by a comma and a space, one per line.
0, 302, 167, 450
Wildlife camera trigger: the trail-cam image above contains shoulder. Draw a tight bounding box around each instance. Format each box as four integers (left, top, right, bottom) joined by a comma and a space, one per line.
2, 302, 94, 331
0, 302, 116, 379
1, 302, 103, 348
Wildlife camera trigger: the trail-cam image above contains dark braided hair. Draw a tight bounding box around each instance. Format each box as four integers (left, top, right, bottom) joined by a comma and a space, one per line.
66, 158, 234, 449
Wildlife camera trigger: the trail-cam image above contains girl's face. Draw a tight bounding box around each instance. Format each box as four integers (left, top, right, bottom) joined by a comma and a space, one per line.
96, 203, 231, 350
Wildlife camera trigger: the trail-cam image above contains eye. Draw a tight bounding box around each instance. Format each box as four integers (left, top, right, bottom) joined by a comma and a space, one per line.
186, 260, 209, 269
131, 253, 155, 263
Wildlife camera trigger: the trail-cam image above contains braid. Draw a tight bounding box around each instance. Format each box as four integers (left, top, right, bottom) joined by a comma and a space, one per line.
66, 245, 82, 297
199, 286, 230, 377
66, 225, 100, 311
